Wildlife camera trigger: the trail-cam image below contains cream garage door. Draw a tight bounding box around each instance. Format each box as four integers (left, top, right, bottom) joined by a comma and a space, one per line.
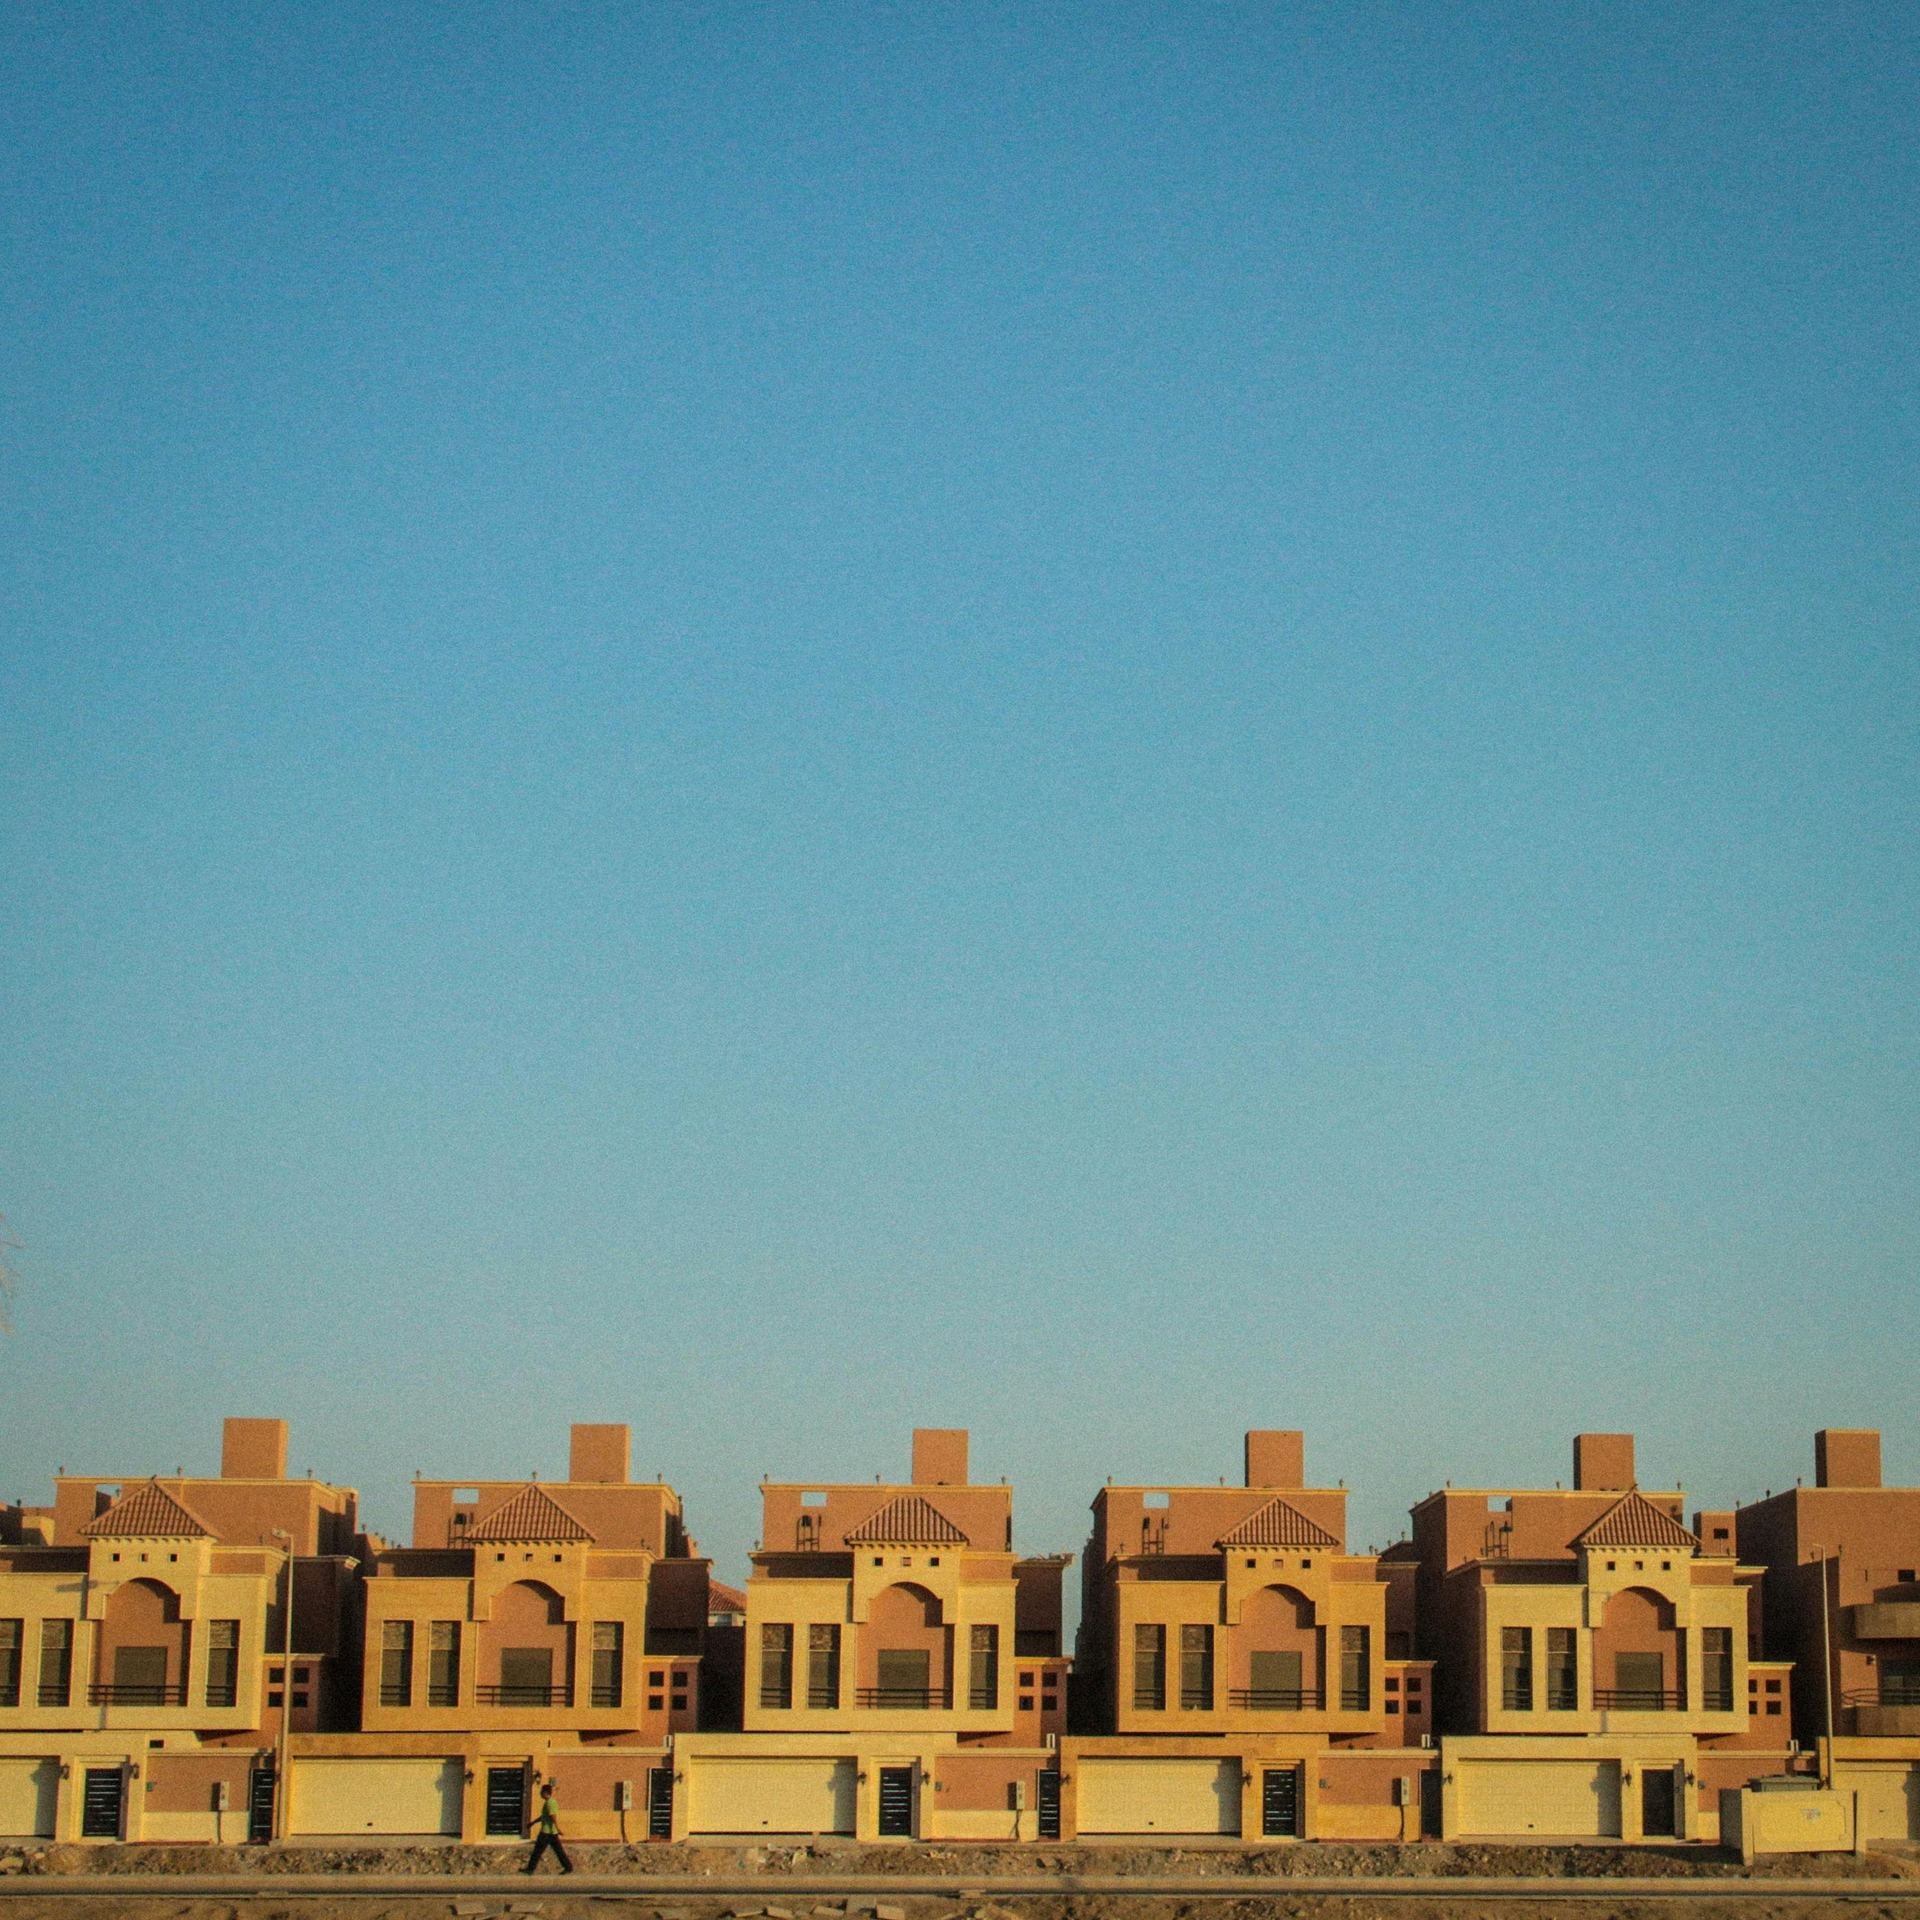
688, 1759, 857, 1835
1849, 1767, 1920, 1843
289, 1758, 463, 1836
0, 1759, 58, 1838
1456, 1760, 1621, 1838
1077, 1759, 1242, 1835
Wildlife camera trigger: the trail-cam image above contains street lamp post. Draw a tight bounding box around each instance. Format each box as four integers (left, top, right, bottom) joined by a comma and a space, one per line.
270, 1529, 293, 1840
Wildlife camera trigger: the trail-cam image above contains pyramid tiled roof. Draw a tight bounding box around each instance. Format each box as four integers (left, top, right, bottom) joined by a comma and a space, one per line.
1216, 1496, 1340, 1551
466, 1484, 595, 1544
1573, 1489, 1699, 1552
81, 1479, 214, 1540
844, 1493, 968, 1546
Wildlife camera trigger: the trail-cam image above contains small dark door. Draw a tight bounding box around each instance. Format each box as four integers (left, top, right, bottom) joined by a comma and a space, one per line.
247, 1767, 276, 1844
1261, 1766, 1300, 1838
486, 1765, 527, 1837
877, 1765, 914, 1837
1420, 1768, 1443, 1839
1641, 1767, 1677, 1838
81, 1768, 124, 1839
1036, 1768, 1061, 1841
647, 1765, 674, 1839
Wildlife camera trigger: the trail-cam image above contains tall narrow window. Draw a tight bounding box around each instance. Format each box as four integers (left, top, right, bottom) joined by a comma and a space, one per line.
37, 1620, 72, 1708
968, 1624, 998, 1710
0, 1620, 20, 1707
1180, 1624, 1214, 1709
1340, 1625, 1371, 1711
759, 1623, 793, 1709
380, 1619, 413, 1707
1702, 1627, 1733, 1712
1545, 1627, 1577, 1710
1132, 1623, 1166, 1711
808, 1624, 841, 1708
205, 1620, 239, 1709
1501, 1626, 1532, 1710
430, 1621, 462, 1707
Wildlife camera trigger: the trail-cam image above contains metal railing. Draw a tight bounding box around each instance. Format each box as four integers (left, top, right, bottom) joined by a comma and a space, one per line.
476, 1683, 573, 1707
1845, 1681, 1920, 1708
1501, 1687, 1534, 1711
89, 1683, 186, 1706
1229, 1687, 1324, 1711
1594, 1687, 1682, 1710
1340, 1687, 1370, 1711
856, 1686, 951, 1709
378, 1684, 412, 1707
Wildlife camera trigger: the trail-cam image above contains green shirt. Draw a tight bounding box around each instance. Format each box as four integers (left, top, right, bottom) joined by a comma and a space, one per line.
537, 1793, 560, 1835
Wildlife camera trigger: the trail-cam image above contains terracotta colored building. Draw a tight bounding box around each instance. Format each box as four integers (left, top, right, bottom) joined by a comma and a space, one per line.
320, 1422, 709, 1844
672, 1428, 1071, 1842
1736, 1428, 1920, 1844
1411, 1433, 1796, 1844
0, 1417, 363, 1845
1067, 1430, 1436, 1842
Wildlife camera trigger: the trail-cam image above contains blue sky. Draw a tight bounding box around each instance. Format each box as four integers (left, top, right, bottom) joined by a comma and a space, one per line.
2, 4, 1915, 1580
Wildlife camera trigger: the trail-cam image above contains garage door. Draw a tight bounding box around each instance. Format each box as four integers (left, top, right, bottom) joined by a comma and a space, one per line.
0, 1759, 57, 1839
1077, 1759, 1242, 1835
688, 1759, 856, 1835
289, 1758, 463, 1836
1456, 1760, 1621, 1838
1848, 1767, 1920, 1843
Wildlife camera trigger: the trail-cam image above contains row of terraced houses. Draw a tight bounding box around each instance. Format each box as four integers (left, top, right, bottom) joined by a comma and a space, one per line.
3, 1419, 1917, 1851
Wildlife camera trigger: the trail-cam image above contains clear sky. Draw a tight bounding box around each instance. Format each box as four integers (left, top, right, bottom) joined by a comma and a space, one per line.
2, 4, 1915, 1585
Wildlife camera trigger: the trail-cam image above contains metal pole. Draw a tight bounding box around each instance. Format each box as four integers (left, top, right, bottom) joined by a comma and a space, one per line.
272, 1530, 293, 1840
1818, 1546, 1834, 1782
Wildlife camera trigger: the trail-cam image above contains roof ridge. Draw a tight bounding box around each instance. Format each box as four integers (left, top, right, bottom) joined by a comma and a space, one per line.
1572, 1486, 1700, 1551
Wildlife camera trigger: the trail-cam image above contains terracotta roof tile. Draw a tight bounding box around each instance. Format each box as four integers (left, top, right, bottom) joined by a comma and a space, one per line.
1216, 1496, 1340, 1551
844, 1493, 968, 1546
708, 1578, 749, 1615
81, 1479, 214, 1540
466, 1484, 595, 1544
1573, 1489, 1699, 1552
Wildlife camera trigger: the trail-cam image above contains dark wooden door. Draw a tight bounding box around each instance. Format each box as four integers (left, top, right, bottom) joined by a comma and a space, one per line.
81, 1768, 124, 1839
1262, 1767, 1299, 1837
486, 1766, 527, 1837
878, 1766, 914, 1837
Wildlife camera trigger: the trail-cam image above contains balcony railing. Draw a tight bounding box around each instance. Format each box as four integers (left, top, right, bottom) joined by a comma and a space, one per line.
856, 1686, 950, 1709
1229, 1687, 1324, 1711
89, 1683, 187, 1706
476, 1683, 574, 1707
1846, 1681, 1920, 1709
378, 1685, 412, 1707
1594, 1687, 1682, 1710
806, 1686, 839, 1708
1501, 1687, 1534, 1711
1340, 1688, 1370, 1711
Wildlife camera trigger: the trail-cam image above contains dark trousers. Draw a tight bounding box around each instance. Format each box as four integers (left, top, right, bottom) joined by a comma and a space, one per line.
523, 1829, 573, 1873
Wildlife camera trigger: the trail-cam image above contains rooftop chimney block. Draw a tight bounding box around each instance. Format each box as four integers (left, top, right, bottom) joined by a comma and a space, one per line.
569, 1423, 631, 1484
912, 1428, 969, 1486
1246, 1430, 1305, 1488
1815, 1429, 1881, 1489
1573, 1433, 1635, 1492
222, 1417, 288, 1480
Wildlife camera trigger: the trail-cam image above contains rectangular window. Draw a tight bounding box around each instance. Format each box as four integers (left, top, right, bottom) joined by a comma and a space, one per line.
1180, 1624, 1214, 1709
1614, 1650, 1664, 1707
587, 1621, 620, 1708
968, 1623, 997, 1710
759, 1623, 793, 1709
380, 1619, 413, 1708
1546, 1627, 1577, 1710
1340, 1625, 1371, 1712
807, 1623, 841, 1708
429, 1621, 462, 1707
876, 1646, 930, 1703
1703, 1627, 1733, 1712
205, 1620, 240, 1709
1132, 1623, 1166, 1711
0, 1620, 20, 1707
499, 1646, 553, 1704
38, 1620, 72, 1708
1501, 1626, 1533, 1711
1250, 1647, 1304, 1707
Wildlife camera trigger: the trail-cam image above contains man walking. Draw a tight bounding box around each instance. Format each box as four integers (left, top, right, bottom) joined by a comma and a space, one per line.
522, 1776, 574, 1875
